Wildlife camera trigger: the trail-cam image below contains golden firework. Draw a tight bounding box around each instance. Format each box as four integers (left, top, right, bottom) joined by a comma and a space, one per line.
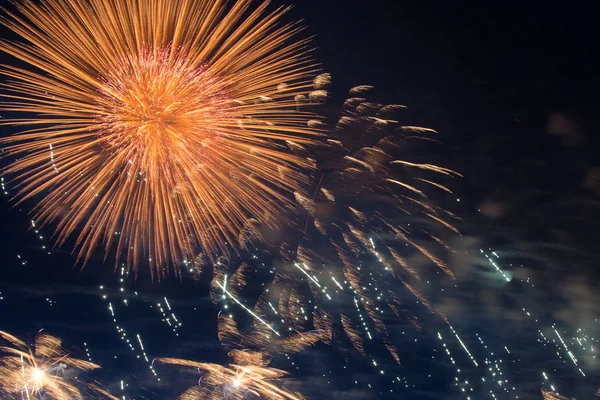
156, 350, 305, 400
155, 311, 321, 399
0, 0, 318, 277
0, 330, 102, 399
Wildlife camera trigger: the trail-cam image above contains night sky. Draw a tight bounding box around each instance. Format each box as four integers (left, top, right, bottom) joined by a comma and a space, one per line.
1, 1, 599, 399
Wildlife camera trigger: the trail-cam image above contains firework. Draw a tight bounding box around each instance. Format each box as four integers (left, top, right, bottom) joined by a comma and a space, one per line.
0, 0, 318, 277
156, 350, 305, 400
0, 330, 105, 399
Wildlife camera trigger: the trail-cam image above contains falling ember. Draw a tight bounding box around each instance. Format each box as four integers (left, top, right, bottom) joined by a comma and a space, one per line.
0, 0, 318, 277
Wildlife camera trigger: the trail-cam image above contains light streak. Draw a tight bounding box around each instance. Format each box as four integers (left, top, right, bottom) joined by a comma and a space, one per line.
217, 281, 280, 337
449, 325, 478, 367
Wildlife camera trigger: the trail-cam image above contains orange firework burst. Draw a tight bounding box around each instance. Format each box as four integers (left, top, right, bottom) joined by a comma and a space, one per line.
0, 0, 317, 277
156, 350, 305, 400
0, 330, 107, 399
216, 75, 461, 365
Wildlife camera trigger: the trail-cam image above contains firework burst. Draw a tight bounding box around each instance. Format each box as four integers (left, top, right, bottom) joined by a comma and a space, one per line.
156, 350, 305, 400
0, 0, 318, 277
155, 311, 321, 399
0, 330, 105, 399
216, 74, 461, 365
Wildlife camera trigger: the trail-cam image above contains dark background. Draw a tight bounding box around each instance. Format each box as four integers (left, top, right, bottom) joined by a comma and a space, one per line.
1, 1, 599, 399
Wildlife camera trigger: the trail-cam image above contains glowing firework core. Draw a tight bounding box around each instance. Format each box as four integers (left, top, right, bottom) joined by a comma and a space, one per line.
98, 49, 230, 177
30, 367, 46, 388
32, 367, 45, 380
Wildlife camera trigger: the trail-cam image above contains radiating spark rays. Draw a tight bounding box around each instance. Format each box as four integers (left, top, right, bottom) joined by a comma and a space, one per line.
0, 0, 319, 277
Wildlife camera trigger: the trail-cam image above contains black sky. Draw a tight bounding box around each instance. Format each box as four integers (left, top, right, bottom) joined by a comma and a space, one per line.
295, 0, 600, 128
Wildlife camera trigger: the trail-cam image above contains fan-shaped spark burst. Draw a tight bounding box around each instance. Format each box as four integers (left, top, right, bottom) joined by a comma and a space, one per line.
0, 330, 103, 399
156, 350, 305, 400
0, 0, 318, 277
541, 388, 574, 400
